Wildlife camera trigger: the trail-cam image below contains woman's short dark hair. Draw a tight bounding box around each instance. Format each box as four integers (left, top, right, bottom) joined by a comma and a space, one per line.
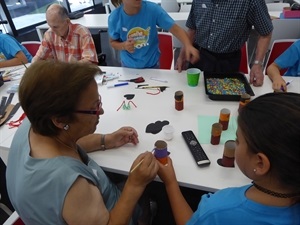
238, 92, 300, 190
19, 61, 100, 136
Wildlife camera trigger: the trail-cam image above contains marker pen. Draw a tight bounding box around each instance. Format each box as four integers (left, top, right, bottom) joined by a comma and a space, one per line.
107, 82, 129, 88
281, 80, 293, 91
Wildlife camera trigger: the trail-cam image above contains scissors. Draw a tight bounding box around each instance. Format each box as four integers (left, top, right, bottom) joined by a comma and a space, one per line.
118, 76, 145, 83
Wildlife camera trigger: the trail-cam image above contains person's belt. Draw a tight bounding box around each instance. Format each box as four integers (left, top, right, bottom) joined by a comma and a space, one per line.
194, 44, 240, 59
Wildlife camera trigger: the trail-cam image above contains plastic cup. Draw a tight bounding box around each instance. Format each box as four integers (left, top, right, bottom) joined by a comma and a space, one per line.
162, 125, 174, 141
187, 68, 201, 87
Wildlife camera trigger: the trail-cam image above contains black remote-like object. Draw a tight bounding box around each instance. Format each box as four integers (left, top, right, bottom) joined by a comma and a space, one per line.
182, 130, 211, 166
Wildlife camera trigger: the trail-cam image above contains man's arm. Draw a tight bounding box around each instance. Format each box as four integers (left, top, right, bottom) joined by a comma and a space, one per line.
0, 51, 28, 68
169, 24, 192, 49
175, 28, 196, 72
249, 33, 272, 86
254, 33, 272, 67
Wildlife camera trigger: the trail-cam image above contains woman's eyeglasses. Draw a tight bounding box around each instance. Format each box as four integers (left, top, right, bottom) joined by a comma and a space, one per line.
75, 102, 102, 116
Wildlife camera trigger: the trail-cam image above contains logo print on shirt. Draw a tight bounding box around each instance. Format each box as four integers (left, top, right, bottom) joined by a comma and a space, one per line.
127, 27, 150, 49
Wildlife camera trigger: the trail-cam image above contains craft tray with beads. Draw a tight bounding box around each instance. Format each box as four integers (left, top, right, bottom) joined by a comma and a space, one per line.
204, 72, 255, 101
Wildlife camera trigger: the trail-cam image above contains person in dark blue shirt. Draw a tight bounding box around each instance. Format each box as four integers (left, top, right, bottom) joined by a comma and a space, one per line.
176, 0, 273, 87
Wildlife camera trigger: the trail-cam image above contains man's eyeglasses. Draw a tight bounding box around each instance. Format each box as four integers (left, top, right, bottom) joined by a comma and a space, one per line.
74, 102, 102, 116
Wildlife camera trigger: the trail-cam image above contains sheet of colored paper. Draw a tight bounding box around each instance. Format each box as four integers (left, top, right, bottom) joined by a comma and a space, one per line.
198, 115, 237, 144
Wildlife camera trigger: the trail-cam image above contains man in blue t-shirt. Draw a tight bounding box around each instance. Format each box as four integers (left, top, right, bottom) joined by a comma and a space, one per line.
0, 32, 32, 68
108, 0, 199, 69
267, 39, 300, 91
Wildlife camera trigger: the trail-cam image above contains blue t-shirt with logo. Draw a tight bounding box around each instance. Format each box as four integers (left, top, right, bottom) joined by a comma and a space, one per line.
108, 1, 174, 68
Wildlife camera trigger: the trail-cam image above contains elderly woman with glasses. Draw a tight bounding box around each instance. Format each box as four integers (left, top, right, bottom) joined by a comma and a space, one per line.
6, 61, 158, 225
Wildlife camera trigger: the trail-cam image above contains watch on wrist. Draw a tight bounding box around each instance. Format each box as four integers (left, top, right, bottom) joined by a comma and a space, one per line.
100, 134, 106, 151
253, 60, 264, 66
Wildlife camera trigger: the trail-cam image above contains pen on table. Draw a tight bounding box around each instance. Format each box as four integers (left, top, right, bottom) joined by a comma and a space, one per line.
107, 82, 129, 88
150, 77, 168, 83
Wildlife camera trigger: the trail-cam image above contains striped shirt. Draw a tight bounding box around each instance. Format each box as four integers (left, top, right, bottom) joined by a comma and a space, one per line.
36, 23, 98, 64
186, 0, 273, 53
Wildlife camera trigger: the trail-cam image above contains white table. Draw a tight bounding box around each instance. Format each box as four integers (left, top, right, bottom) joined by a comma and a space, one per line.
148, 0, 192, 5
35, 11, 282, 41
2, 66, 300, 192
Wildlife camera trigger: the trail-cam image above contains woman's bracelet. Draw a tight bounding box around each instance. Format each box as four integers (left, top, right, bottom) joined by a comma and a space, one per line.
100, 134, 106, 151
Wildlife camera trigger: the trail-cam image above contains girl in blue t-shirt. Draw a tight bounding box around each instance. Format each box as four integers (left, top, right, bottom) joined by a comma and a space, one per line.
158, 92, 300, 225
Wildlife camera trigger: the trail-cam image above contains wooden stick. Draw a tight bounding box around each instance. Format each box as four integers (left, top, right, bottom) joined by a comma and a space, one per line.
130, 159, 144, 173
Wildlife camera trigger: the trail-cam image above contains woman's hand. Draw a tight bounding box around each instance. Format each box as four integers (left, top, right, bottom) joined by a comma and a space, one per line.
128, 152, 159, 187
106, 127, 139, 149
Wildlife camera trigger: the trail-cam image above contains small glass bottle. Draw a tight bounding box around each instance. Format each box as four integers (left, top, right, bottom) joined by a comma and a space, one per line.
238, 93, 251, 113
210, 123, 223, 145
174, 91, 184, 111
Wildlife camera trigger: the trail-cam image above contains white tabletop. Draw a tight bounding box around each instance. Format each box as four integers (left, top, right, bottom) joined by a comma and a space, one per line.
35, 12, 190, 41
147, 0, 192, 4
2, 66, 299, 192
35, 11, 281, 30
35, 12, 189, 30
35, 11, 285, 41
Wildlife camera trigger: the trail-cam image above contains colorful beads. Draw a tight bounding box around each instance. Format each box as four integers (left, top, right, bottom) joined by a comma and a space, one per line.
206, 78, 246, 95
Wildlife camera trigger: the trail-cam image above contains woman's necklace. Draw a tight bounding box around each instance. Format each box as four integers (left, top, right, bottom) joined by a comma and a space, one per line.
252, 181, 300, 198
54, 136, 78, 154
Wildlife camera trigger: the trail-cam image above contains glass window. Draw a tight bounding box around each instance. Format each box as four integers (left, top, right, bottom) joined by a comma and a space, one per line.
1, 0, 102, 35
5, 0, 59, 30
0, 16, 8, 33
69, 0, 93, 12
94, 0, 103, 5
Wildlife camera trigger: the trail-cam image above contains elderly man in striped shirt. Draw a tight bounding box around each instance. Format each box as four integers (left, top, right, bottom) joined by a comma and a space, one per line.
32, 4, 98, 64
